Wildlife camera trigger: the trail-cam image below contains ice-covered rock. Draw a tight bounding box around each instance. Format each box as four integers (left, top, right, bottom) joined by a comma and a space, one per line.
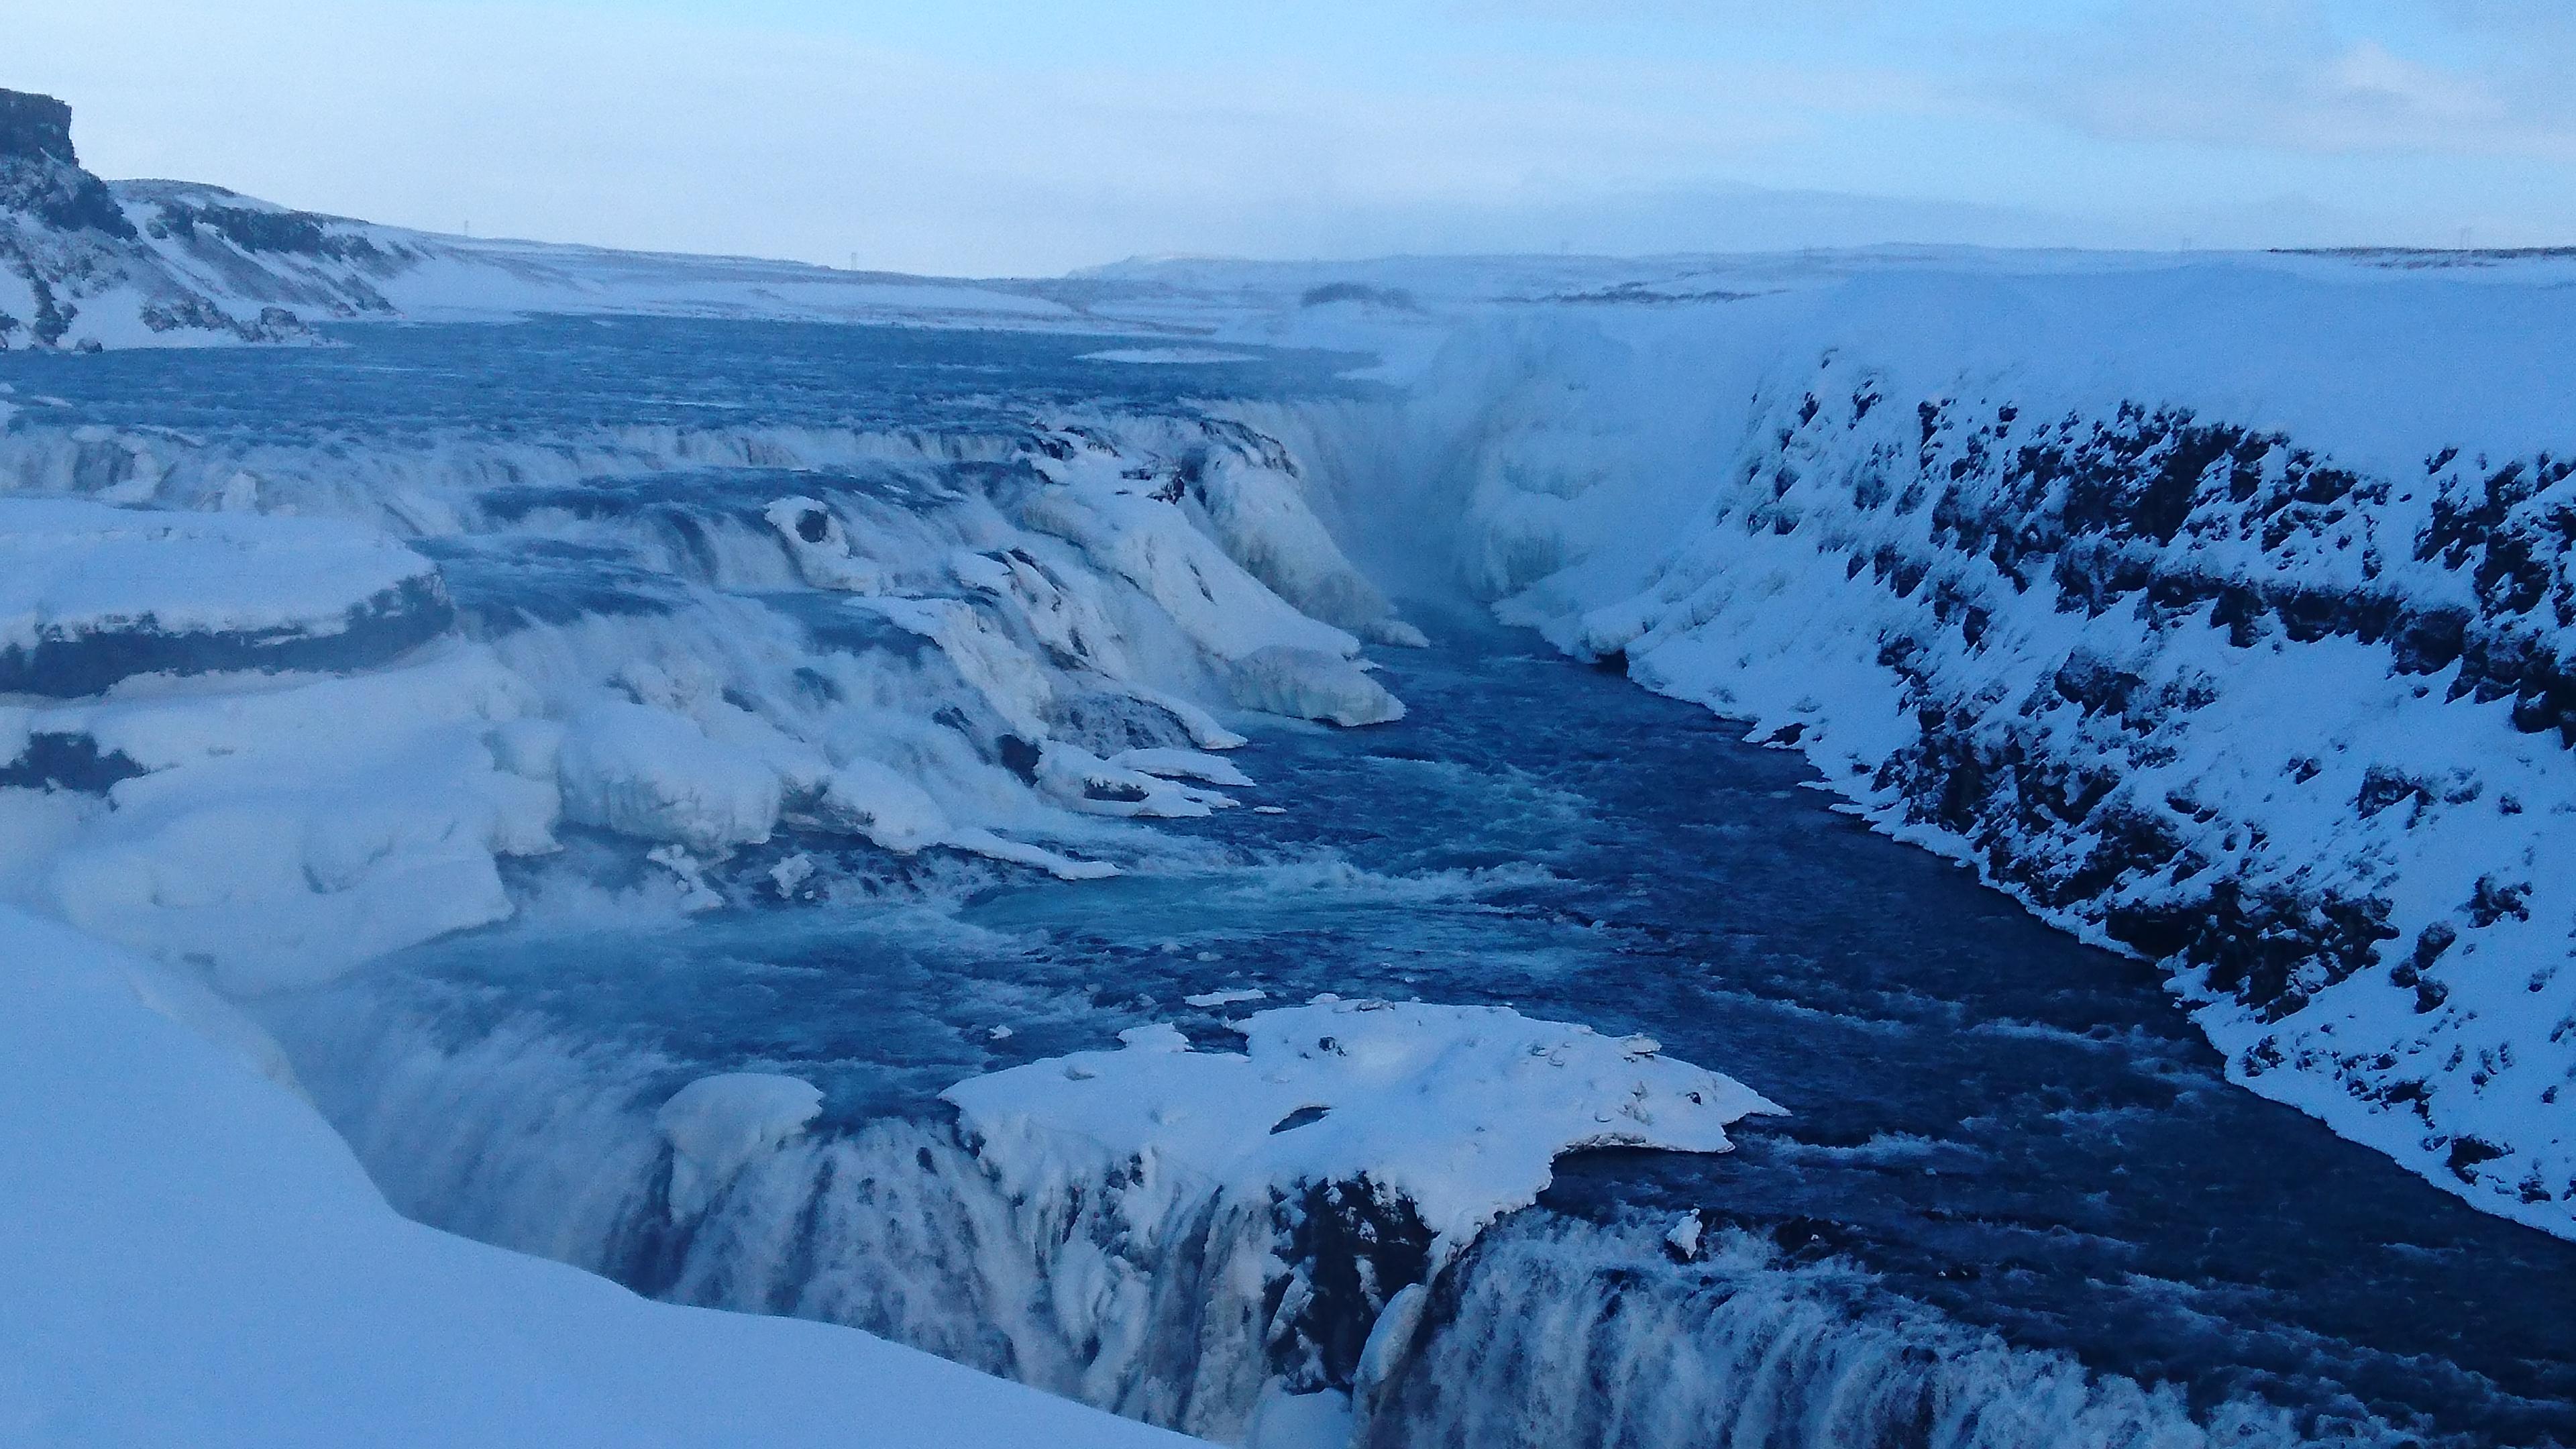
1036, 741, 1234, 818
0, 498, 450, 696
556, 700, 781, 853
657, 1072, 827, 1220
29, 650, 555, 992
1109, 747, 1256, 788
764, 496, 885, 592
943, 997, 1781, 1257
1226, 645, 1405, 727
818, 758, 949, 851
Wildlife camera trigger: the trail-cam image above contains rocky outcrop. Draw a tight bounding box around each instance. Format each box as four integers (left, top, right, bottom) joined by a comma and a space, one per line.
0, 90, 301, 348
0, 90, 131, 239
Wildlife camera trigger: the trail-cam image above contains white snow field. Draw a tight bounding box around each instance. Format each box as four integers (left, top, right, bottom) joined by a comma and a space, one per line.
0, 906, 1194, 1449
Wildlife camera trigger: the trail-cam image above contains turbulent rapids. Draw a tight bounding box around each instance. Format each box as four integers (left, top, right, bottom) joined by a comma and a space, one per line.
5, 286, 2575, 1448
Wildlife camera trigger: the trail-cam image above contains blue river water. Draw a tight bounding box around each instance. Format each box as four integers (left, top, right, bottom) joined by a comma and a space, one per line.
5, 319, 2572, 1446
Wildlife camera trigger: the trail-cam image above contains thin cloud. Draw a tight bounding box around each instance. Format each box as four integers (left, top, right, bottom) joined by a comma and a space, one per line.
1994, 0, 2576, 159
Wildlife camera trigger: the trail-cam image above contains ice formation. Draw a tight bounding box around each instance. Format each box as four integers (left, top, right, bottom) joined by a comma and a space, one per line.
656, 1072, 826, 1220
0, 407, 1420, 994
945, 998, 1782, 1256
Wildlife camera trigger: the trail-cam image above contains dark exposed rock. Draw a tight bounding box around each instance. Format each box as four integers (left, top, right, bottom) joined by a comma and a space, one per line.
145, 200, 383, 260
0, 91, 77, 165
0, 89, 133, 239
1271, 1179, 1433, 1389
0, 733, 148, 793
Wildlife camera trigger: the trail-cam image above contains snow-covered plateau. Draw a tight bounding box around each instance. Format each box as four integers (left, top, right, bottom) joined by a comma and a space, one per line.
6, 85, 2576, 1449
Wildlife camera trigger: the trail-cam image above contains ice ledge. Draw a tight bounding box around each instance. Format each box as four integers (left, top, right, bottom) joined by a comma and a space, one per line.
0, 498, 451, 697
943, 996, 1783, 1257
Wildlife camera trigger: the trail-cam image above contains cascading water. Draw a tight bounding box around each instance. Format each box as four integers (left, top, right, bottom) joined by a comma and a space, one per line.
6, 315, 2573, 1449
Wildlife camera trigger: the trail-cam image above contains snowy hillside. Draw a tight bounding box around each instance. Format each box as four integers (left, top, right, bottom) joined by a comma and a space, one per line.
0, 89, 1135, 349
1268, 254, 2576, 1236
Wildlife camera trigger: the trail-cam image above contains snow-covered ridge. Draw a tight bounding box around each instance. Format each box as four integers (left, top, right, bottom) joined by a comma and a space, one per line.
0, 89, 1146, 350
1309, 258, 2576, 1236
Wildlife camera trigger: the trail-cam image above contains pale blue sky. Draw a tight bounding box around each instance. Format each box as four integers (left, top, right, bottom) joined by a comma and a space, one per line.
7, 0, 2571, 272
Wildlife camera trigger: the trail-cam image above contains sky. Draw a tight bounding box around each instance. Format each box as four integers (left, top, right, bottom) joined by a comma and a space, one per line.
7, 0, 2573, 274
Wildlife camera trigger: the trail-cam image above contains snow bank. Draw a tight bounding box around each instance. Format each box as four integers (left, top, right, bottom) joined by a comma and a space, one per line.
945, 998, 1780, 1258
0, 906, 1193, 1449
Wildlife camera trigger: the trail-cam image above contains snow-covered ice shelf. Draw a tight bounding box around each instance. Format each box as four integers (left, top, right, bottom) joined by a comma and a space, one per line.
945, 996, 1782, 1257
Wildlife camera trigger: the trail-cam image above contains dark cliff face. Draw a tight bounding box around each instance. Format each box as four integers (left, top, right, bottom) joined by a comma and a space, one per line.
0, 89, 136, 238
0, 90, 77, 165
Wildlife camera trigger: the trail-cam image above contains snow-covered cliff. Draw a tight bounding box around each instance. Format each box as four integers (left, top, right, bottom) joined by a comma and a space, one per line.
1301, 255, 2576, 1236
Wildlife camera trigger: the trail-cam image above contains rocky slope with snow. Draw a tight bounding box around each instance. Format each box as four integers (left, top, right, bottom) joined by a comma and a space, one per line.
0, 89, 1140, 350
1296, 256, 2576, 1236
